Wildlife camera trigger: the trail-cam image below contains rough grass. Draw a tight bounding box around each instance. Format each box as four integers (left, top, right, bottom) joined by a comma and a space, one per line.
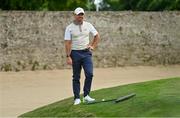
19, 77, 180, 117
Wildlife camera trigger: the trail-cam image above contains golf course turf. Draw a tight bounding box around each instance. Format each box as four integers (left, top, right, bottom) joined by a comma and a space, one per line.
19, 77, 180, 117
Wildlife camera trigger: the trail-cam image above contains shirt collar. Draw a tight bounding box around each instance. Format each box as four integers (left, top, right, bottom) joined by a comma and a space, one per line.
73, 20, 83, 25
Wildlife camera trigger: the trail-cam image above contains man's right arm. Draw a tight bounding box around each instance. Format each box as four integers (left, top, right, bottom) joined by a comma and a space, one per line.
65, 40, 72, 65
64, 26, 72, 65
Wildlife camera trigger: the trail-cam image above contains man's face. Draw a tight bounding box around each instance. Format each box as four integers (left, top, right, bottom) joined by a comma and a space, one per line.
74, 13, 84, 22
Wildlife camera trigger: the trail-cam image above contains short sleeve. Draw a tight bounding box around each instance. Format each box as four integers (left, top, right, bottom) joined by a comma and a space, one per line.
64, 27, 71, 40
89, 23, 98, 36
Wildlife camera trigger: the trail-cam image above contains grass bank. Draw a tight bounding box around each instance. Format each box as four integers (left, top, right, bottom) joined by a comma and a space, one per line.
19, 77, 180, 117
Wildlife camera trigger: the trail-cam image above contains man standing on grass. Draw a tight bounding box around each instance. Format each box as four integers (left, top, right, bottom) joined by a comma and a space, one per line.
64, 7, 100, 105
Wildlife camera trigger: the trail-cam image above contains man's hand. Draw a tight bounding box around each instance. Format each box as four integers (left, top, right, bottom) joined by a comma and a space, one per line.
88, 33, 100, 51
87, 45, 94, 51
66, 57, 72, 65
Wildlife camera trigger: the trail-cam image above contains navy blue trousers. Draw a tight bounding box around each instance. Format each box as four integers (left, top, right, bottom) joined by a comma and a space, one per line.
70, 49, 93, 99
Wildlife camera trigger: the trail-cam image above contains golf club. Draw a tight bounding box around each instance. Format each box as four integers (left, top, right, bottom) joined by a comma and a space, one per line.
85, 93, 136, 105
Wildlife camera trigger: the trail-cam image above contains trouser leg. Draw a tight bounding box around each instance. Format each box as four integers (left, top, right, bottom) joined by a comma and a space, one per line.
72, 60, 82, 99
82, 55, 93, 97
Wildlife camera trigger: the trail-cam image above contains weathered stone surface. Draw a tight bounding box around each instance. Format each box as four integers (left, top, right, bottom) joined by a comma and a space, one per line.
0, 11, 180, 71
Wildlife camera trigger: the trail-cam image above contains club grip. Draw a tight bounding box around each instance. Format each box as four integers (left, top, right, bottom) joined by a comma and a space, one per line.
115, 93, 136, 103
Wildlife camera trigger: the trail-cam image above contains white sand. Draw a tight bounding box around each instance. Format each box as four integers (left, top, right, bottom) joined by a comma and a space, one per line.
0, 65, 180, 117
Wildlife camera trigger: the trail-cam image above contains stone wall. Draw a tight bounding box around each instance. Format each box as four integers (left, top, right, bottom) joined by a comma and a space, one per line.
0, 11, 180, 71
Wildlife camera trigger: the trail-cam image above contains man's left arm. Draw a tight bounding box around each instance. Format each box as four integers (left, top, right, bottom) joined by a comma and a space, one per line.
89, 33, 100, 50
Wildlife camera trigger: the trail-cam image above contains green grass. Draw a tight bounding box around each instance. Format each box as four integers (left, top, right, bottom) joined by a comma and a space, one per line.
19, 77, 180, 117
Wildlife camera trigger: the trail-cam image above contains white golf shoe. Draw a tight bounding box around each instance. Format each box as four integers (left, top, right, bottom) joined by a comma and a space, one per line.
83, 95, 95, 103
74, 98, 81, 105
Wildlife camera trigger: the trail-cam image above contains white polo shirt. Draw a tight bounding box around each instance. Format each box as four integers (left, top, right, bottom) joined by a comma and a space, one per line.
64, 21, 98, 50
